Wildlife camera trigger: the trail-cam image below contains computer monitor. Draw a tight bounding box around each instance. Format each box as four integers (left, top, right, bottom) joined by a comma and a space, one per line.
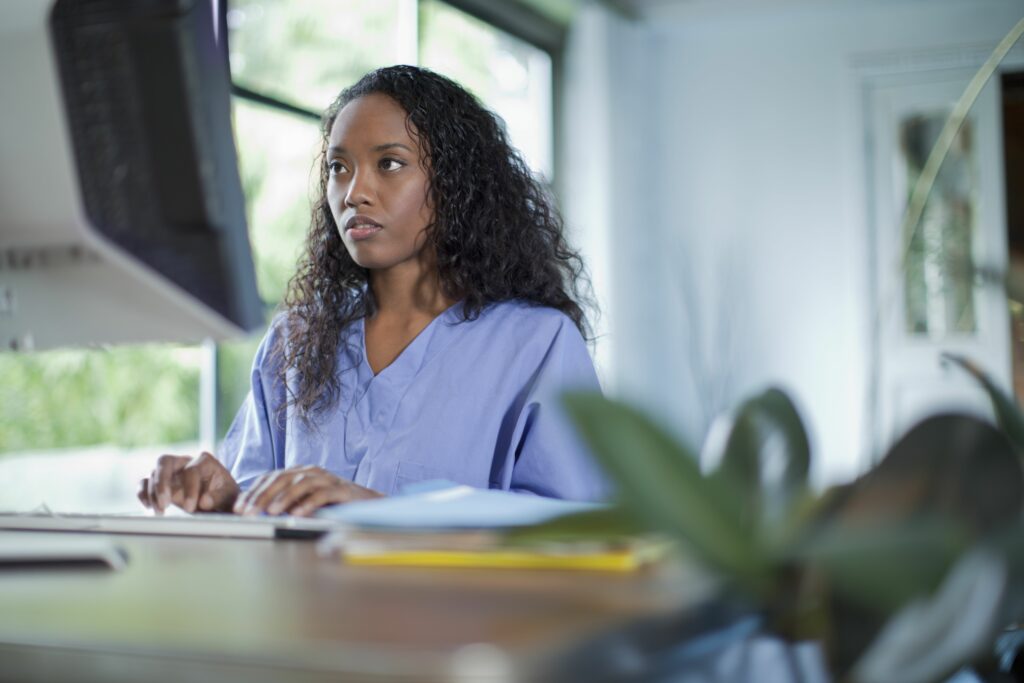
0, 0, 263, 351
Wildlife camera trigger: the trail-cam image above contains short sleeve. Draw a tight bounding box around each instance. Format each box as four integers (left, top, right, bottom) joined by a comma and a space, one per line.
218, 319, 287, 491
507, 317, 610, 502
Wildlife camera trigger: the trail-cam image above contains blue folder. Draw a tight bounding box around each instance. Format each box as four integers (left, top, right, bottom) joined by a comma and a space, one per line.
315, 480, 603, 530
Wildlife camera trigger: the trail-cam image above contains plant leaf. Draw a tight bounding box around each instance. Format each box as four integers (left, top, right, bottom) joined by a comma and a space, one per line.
755, 388, 812, 487
561, 391, 768, 591
761, 486, 837, 558
852, 548, 1007, 683
818, 413, 1022, 540
708, 387, 811, 528
792, 517, 967, 616
942, 353, 1024, 453
504, 506, 646, 545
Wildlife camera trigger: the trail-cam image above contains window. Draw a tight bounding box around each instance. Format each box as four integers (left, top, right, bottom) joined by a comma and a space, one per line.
420, 1, 553, 179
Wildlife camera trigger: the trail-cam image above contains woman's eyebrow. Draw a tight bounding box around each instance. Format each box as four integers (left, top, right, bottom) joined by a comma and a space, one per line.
372, 142, 413, 153
328, 142, 413, 155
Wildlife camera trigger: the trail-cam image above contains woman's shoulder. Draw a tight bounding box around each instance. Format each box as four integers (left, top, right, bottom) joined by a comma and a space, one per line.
244, 311, 287, 373
467, 300, 598, 389
479, 299, 579, 331
466, 299, 588, 351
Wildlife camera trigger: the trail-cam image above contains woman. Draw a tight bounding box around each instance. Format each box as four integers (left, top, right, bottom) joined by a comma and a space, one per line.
138, 65, 605, 517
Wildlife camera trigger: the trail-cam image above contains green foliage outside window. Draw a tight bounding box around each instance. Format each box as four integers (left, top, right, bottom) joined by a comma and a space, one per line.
227, 0, 408, 114
0, 347, 200, 452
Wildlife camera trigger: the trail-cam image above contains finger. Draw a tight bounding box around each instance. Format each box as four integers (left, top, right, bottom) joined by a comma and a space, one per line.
150, 455, 188, 513
289, 486, 350, 517
168, 470, 189, 509
184, 450, 232, 509
203, 472, 240, 512
233, 470, 275, 514
148, 468, 163, 514
239, 470, 297, 515
149, 469, 166, 515
232, 471, 276, 511
232, 467, 336, 514
266, 474, 332, 515
246, 471, 303, 515
180, 467, 201, 513
192, 453, 239, 512
137, 478, 151, 508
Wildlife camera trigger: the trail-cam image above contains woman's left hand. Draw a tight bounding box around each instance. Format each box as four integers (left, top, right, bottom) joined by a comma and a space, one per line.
234, 466, 384, 517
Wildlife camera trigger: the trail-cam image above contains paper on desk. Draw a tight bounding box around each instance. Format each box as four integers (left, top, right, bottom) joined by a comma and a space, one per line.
315, 481, 603, 530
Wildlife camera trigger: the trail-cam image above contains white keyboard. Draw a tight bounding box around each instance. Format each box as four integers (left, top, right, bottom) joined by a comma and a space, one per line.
0, 511, 337, 539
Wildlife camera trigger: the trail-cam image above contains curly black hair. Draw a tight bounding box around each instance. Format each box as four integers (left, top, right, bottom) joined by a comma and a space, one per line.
275, 65, 592, 422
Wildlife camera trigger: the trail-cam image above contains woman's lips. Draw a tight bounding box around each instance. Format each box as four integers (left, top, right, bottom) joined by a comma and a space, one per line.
344, 215, 383, 241
347, 225, 382, 240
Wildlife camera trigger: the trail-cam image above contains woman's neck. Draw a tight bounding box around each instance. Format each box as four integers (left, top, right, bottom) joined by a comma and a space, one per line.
368, 264, 455, 320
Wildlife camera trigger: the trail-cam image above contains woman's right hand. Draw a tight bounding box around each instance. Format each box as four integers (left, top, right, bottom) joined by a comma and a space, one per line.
137, 452, 240, 515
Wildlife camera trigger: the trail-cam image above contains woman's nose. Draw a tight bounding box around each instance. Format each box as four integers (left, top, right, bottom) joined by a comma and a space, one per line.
344, 170, 373, 207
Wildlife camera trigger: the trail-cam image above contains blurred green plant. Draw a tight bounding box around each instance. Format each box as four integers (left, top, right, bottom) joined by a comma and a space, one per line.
944, 353, 1024, 450
514, 16, 1024, 681
512, 384, 1023, 680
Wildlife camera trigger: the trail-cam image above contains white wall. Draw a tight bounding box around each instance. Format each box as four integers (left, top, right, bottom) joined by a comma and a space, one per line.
565, 0, 1024, 486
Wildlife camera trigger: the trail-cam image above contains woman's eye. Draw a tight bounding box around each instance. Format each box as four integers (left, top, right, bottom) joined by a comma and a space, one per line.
379, 158, 404, 172
327, 160, 346, 175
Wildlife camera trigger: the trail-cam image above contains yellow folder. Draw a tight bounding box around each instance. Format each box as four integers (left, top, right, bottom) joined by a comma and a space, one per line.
338, 539, 669, 572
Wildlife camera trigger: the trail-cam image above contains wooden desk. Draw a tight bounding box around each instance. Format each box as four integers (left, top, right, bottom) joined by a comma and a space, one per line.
0, 531, 718, 682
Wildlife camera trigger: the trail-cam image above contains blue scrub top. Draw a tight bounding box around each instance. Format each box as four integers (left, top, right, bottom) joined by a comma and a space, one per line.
219, 300, 608, 502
